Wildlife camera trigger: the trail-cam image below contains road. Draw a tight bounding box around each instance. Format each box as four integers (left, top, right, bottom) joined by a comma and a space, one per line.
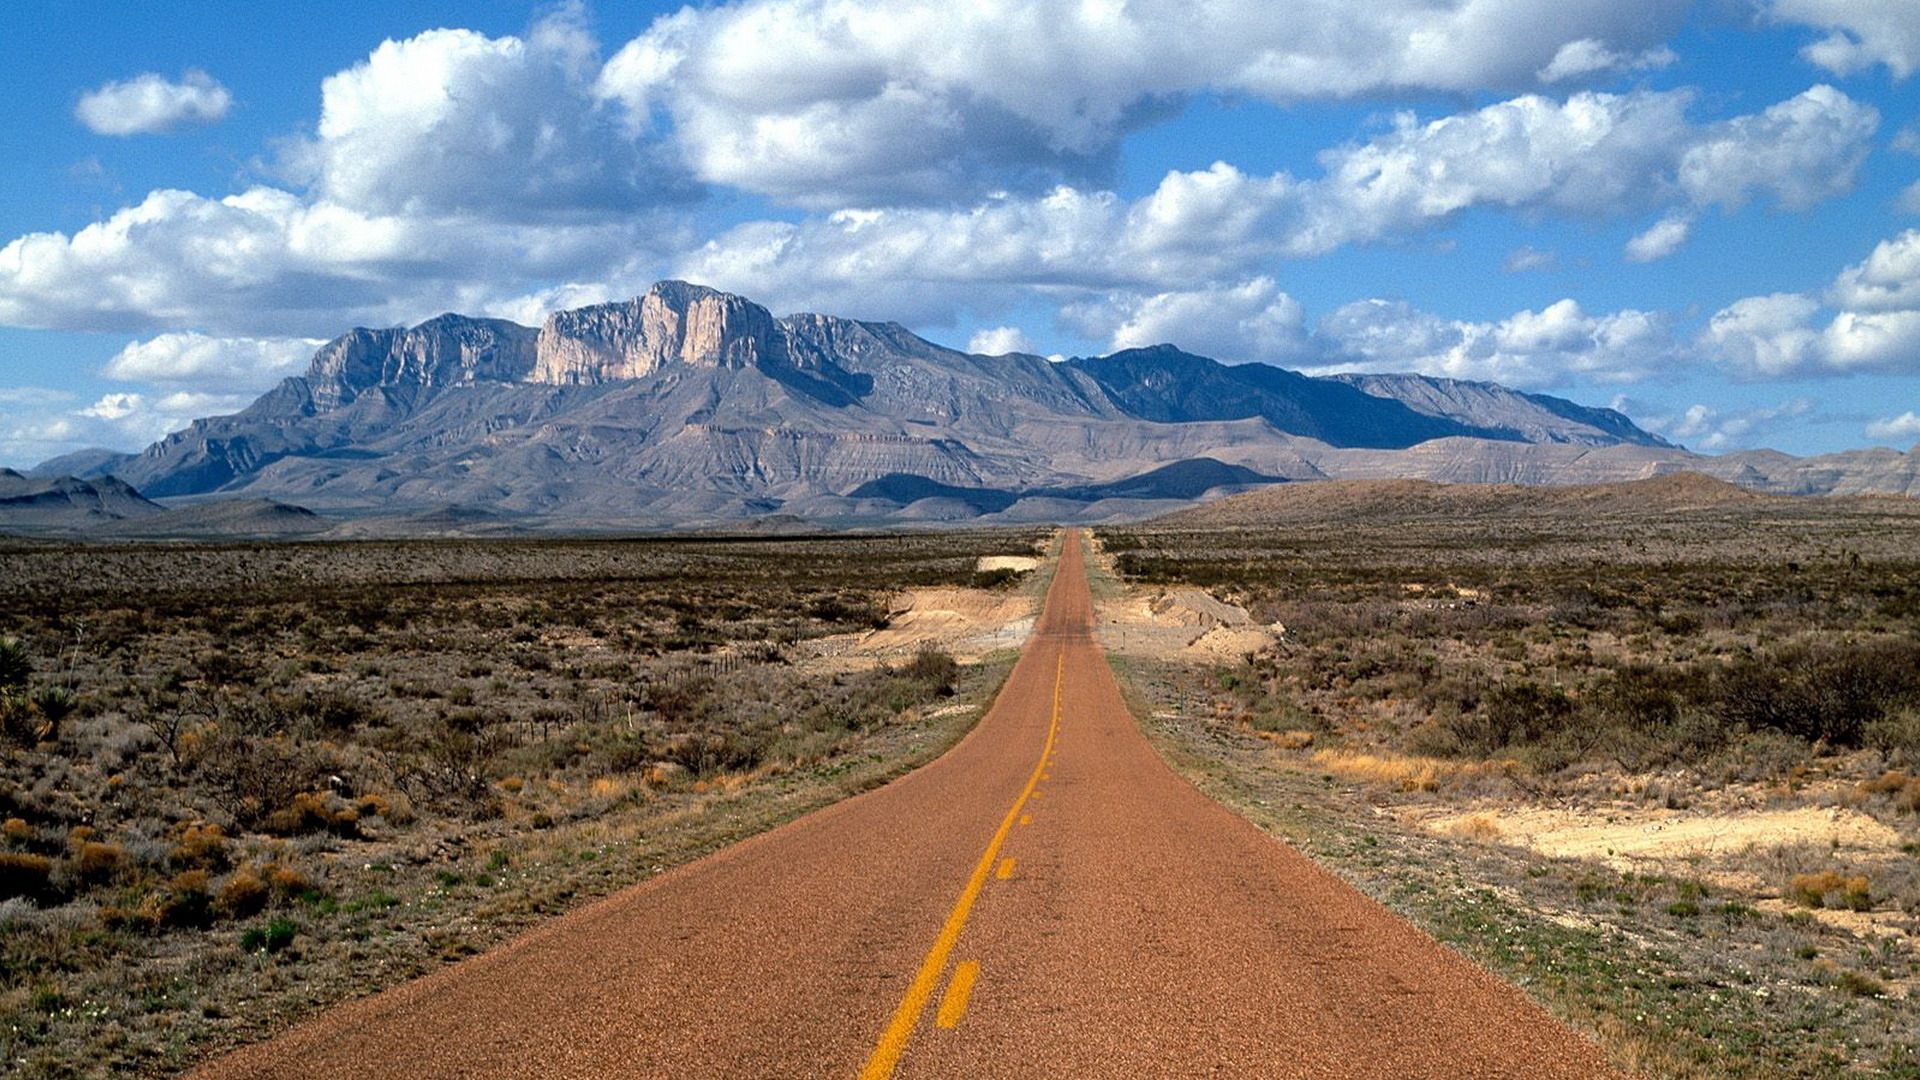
190, 530, 1627, 1079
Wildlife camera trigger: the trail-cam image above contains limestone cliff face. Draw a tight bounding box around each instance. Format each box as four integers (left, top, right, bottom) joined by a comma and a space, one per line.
306, 316, 537, 410
531, 281, 781, 384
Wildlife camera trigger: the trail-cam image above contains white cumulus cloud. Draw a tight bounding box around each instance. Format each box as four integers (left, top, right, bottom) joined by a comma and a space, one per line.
1503, 246, 1558, 273
1, 389, 252, 468
1311, 297, 1674, 388
673, 86, 1876, 317
1866, 411, 1920, 442
1675, 85, 1878, 212
103, 333, 323, 391
1829, 229, 1920, 312
1770, 0, 1918, 79
1537, 38, 1676, 83
1625, 215, 1693, 262
598, 0, 1690, 205
1706, 230, 1920, 377
1074, 279, 1311, 364
75, 70, 232, 136
966, 326, 1038, 356
0, 185, 658, 336
289, 12, 690, 221
1703, 293, 1827, 377
1633, 399, 1816, 451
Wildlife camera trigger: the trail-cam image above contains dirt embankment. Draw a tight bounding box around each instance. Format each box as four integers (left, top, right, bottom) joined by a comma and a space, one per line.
799, 556, 1047, 670
1084, 539, 1280, 661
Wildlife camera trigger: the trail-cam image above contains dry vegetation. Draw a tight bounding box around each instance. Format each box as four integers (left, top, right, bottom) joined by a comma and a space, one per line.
1097, 487, 1920, 1079
0, 530, 1047, 1078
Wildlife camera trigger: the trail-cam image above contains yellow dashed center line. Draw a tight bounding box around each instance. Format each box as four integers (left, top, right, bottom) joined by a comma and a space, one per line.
934, 962, 980, 1030
856, 651, 1064, 1079
995, 858, 1016, 880
1018, 814, 1031, 826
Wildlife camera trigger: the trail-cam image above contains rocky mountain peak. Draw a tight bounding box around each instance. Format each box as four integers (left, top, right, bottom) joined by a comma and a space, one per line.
530, 280, 783, 384
304, 316, 537, 410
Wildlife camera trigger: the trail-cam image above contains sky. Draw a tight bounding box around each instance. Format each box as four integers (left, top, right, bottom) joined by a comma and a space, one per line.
1, 0, 1917, 468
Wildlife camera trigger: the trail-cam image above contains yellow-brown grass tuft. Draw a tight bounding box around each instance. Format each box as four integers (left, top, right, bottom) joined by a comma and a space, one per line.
1447, 813, 1504, 841
0, 852, 54, 900
217, 869, 271, 919
1788, 871, 1873, 910
1310, 749, 1509, 794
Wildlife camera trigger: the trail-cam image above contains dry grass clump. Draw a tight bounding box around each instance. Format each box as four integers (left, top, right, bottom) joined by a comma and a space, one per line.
1445, 812, 1504, 841
1856, 769, 1920, 814
1310, 749, 1510, 794
1786, 871, 1875, 911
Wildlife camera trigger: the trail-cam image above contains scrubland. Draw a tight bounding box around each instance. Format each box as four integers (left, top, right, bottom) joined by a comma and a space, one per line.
0, 531, 1045, 1078
1097, 495, 1920, 1079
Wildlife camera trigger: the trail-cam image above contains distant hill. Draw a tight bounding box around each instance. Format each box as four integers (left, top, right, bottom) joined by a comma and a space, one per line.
27, 281, 1916, 528
0, 469, 163, 532
1148, 473, 1779, 528
95, 499, 327, 539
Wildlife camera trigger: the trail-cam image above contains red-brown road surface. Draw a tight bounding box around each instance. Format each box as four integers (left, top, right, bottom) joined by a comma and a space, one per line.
190, 531, 1629, 1079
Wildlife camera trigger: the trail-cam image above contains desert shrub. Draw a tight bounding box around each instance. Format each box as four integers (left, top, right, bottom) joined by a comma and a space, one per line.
240, 916, 297, 954
1711, 639, 1920, 746
1834, 968, 1887, 997
191, 723, 335, 831
298, 690, 386, 734
1788, 871, 1873, 911
399, 723, 509, 814
645, 671, 716, 727
158, 870, 214, 928
193, 650, 260, 688
0, 634, 52, 745
264, 862, 317, 899
70, 841, 124, 886
166, 822, 230, 871
1438, 681, 1579, 757
217, 869, 271, 919
658, 730, 760, 777
0, 853, 55, 902
901, 645, 959, 686
1860, 770, 1911, 796
970, 567, 1023, 589
0, 636, 30, 690
262, 791, 369, 837
806, 592, 887, 628
1608, 664, 1695, 731
1863, 708, 1920, 764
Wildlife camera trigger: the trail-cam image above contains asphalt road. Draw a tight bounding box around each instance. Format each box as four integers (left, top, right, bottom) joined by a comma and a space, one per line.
189, 530, 1628, 1079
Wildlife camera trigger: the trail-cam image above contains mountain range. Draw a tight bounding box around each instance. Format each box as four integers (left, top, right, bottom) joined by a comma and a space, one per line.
19, 280, 1919, 532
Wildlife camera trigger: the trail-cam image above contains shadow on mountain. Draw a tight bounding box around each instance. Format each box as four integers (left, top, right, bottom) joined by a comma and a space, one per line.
849, 457, 1284, 514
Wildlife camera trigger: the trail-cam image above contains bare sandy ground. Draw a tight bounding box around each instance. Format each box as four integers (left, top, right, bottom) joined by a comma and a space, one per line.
975, 555, 1041, 573
1412, 799, 1914, 950
798, 586, 1037, 670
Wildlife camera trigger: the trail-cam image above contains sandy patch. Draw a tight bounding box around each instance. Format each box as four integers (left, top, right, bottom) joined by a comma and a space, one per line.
1415, 804, 1902, 869
976, 555, 1041, 573
801, 586, 1037, 670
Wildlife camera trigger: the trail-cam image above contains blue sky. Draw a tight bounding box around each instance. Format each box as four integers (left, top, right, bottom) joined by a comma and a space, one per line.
2, 0, 1917, 467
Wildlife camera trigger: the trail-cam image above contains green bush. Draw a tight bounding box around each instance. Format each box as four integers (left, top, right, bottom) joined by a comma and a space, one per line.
1438, 681, 1578, 756
241, 916, 297, 954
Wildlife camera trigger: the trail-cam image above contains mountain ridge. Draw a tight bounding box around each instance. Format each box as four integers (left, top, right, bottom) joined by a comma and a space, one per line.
28, 281, 1916, 526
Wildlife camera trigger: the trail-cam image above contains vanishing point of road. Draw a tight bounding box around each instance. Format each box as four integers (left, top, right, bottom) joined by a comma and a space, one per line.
190, 530, 1627, 1079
